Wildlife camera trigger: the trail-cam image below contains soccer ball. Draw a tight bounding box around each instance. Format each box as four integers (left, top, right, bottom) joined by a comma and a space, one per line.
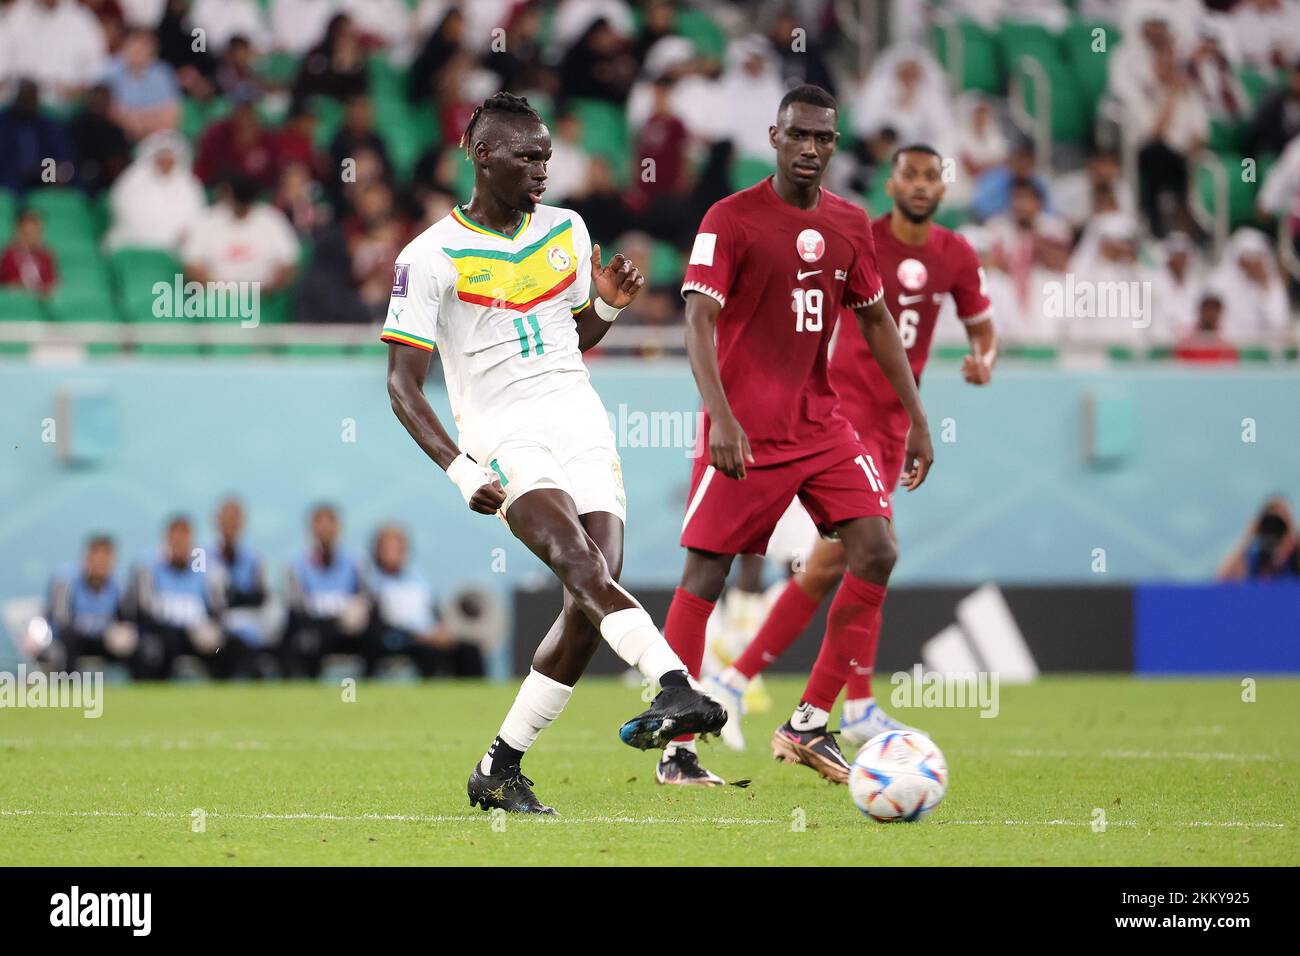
848, 731, 947, 822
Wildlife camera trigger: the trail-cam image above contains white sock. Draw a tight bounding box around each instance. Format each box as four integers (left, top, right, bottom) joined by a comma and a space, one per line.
842, 696, 873, 724
479, 669, 573, 773
717, 666, 748, 695
662, 737, 696, 759
790, 701, 830, 732
599, 606, 685, 683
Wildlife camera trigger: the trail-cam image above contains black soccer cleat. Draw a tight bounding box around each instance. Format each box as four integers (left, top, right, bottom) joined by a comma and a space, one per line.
618, 684, 727, 750
771, 721, 851, 784
655, 748, 726, 787
467, 764, 557, 815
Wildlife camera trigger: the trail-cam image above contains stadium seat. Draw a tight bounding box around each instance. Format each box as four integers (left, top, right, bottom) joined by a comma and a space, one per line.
1063, 20, 1119, 121
648, 241, 682, 286
676, 8, 727, 57
311, 96, 346, 151
0, 189, 15, 243
933, 20, 1002, 94
569, 99, 630, 183
25, 189, 91, 228
108, 247, 183, 322
45, 282, 121, 324
1196, 150, 1267, 230
729, 155, 775, 192
0, 287, 47, 321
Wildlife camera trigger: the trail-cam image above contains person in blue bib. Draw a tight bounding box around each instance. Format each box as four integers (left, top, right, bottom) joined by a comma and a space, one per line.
282, 503, 374, 677
209, 496, 270, 678
44, 534, 135, 672
123, 515, 227, 679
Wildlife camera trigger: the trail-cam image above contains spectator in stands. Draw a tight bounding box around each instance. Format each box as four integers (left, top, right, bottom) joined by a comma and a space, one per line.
82, 0, 127, 44
209, 495, 270, 678
182, 175, 300, 292
367, 524, 484, 678
1218, 496, 1300, 580
282, 503, 374, 678
950, 92, 1007, 207
329, 93, 393, 186
853, 43, 954, 161
292, 12, 368, 106
971, 137, 1052, 221
1150, 231, 1203, 342
42, 534, 135, 673
407, 5, 465, 105
339, 0, 411, 58
104, 129, 206, 252
1188, 17, 1249, 125
626, 36, 723, 139
1208, 227, 1291, 342
766, 5, 836, 95
624, 76, 690, 213
0, 208, 59, 297
271, 0, 344, 57
102, 28, 181, 140
1243, 57, 1300, 159
717, 34, 787, 162
566, 155, 628, 248
1230, 0, 1300, 71
344, 179, 410, 321
1122, 43, 1207, 236
155, 0, 216, 99
194, 89, 278, 189
1065, 212, 1157, 344
273, 105, 327, 183
1173, 287, 1239, 364
1023, 215, 1072, 342
123, 514, 229, 680
552, 0, 636, 55
543, 110, 593, 204
69, 83, 131, 194
292, 218, 370, 323
189, 0, 268, 56
987, 177, 1049, 296
558, 16, 638, 104
1257, 134, 1300, 269
1054, 146, 1136, 232
274, 160, 332, 235
936, 223, 1022, 343
483, 3, 549, 93
214, 34, 263, 101
0, 78, 73, 192
1108, 4, 1192, 120
0, 0, 107, 104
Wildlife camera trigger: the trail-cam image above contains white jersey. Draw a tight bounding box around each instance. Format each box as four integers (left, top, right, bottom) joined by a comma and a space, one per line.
381, 203, 609, 462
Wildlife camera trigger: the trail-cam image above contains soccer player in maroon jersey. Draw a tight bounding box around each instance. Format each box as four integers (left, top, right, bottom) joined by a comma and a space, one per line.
654, 85, 935, 787
709, 143, 998, 760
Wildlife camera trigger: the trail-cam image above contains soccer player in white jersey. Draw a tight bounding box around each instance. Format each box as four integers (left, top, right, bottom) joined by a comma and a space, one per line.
383, 93, 724, 814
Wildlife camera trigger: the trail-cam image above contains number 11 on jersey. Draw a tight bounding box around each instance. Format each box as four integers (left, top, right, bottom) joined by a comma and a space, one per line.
793, 287, 823, 332
513, 314, 544, 357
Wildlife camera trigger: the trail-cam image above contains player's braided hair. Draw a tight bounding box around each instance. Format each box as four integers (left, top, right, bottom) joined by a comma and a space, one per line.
460, 92, 542, 158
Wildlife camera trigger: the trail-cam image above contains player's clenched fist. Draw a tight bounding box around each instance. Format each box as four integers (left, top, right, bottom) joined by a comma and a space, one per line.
591, 243, 646, 308
446, 453, 507, 514
709, 413, 754, 480
900, 421, 934, 491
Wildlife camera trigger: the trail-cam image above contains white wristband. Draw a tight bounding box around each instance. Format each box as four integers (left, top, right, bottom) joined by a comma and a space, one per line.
446, 453, 495, 504
594, 297, 623, 323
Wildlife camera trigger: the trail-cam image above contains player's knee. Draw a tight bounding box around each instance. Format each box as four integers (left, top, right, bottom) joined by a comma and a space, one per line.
848, 537, 897, 583
805, 556, 845, 596
550, 537, 612, 600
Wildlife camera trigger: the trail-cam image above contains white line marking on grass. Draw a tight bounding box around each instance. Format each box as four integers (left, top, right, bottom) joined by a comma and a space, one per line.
0, 809, 1287, 829
987, 748, 1277, 762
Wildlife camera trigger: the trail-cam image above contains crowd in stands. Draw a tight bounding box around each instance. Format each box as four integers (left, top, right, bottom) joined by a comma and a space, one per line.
0, 0, 1297, 353
27, 498, 492, 680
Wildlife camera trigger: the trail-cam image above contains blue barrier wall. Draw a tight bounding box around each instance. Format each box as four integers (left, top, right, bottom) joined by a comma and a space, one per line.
1, 358, 1297, 667
1135, 583, 1300, 674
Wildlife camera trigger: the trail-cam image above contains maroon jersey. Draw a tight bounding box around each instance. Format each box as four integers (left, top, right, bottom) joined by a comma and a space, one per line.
681, 178, 884, 465
830, 215, 991, 438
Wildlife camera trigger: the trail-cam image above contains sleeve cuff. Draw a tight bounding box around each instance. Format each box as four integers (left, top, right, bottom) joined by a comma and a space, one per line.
959, 307, 994, 326
681, 281, 726, 307
844, 287, 884, 309
380, 330, 435, 352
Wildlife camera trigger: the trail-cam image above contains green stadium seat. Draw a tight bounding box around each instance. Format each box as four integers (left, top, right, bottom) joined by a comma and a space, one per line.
108, 247, 183, 321
676, 8, 727, 58
1237, 67, 1279, 108
648, 241, 682, 286
729, 155, 775, 192
0, 286, 47, 321
45, 282, 120, 323
25, 188, 91, 227
569, 99, 630, 183
1008, 45, 1092, 143
933, 20, 1002, 94
310, 96, 346, 151
367, 54, 407, 99
181, 97, 233, 142
256, 51, 300, 87
0, 189, 16, 243
1196, 150, 1265, 230
1063, 20, 1119, 120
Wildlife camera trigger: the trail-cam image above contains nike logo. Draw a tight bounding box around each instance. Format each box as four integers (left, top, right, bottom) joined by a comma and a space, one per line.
898, 294, 925, 304
879, 496, 889, 508
796, 269, 822, 280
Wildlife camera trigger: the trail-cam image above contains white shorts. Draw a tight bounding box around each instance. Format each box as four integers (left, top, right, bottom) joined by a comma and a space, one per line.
486, 440, 626, 521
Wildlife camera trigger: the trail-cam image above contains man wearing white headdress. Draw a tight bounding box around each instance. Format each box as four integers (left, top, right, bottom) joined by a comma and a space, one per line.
1064, 212, 1158, 345
852, 43, 955, 158
1150, 231, 1204, 342
718, 35, 787, 162
104, 130, 207, 253
1209, 228, 1292, 342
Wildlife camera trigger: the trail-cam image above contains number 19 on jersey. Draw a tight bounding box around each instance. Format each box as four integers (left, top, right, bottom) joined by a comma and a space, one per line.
793, 287, 823, 332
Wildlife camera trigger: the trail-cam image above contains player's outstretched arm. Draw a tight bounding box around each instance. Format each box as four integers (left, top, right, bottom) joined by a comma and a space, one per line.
961, 318, 998, 386
385, 343, 505, 515
853, 299, 934, 490
574, 243, 646, 352
684, 291, 753, 479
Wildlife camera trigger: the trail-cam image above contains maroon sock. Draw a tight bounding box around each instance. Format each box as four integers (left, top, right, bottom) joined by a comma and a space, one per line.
801, 572, 886, 711
732, 578, 820, 679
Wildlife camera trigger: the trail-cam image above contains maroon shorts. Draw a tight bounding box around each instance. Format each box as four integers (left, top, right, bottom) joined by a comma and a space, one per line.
857, 425, 908, 491
679, 442, 893, 556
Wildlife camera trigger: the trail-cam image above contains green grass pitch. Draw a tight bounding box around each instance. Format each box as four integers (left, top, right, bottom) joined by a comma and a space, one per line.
1, 676, 1296, 866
